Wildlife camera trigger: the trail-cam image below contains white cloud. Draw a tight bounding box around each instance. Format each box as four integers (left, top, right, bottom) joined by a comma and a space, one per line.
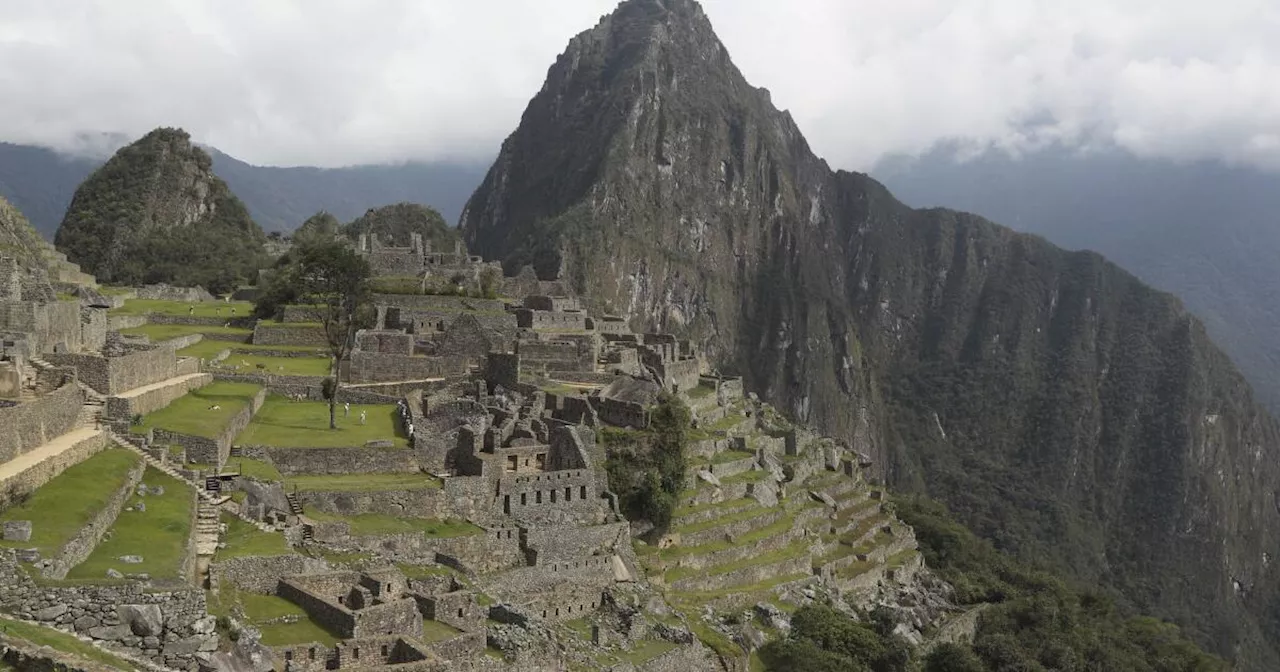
0, 0, 1277, 170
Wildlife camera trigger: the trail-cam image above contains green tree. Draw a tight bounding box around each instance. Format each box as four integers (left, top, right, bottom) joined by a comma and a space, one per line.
259, 239, 372, 428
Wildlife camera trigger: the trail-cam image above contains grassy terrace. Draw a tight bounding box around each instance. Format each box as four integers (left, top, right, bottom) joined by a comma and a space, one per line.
0, 615, 137, 670
673, 497, 754, 520
305, 511, 481, 538
209, 353, 332, 377
235, 396, 407, 448
217, 514, 293, 560
285, 473, 441, 492
109, 298, 254, 317
67, 468, 192, 581
119, 323, 252, 342
665, 539, 813, 583
209, 586, 338, 647
422, 619, 463, 643
226, 457, 283, 481
0, 449, 140, 556
134, 382, 262, 438
720, 469, 770, 485
702, 449, 754, 466
176, 339, 325, 359
665, 513, 796, 560
672, 505, 769, 536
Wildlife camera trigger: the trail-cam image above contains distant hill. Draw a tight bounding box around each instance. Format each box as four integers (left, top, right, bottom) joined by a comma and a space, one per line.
873, 147, 1280, 414
206, 148, 487, 233
54, 127, 268, 292
0, 141, 487, 238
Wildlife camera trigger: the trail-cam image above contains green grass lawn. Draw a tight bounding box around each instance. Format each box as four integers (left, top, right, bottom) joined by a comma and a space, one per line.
134, 382, 262, 439
236, 396, 406, 448
285, 473, 441, 492
209, 354, 332, 377
706, 450, 755, 465
305, 512, 481, 538
227, 458, 283, 481
0, 449, 140, 556
177, 340, 325, 359
217, 514, 292, 560
110, 298, 255, 318
0, 616, 137, 670
620, 640, 678, 664
119, 324, 253, 342
396, 563, 458, 579
210, 585, 338, 646
421, 619, 463, 643
67, 468, 193, 581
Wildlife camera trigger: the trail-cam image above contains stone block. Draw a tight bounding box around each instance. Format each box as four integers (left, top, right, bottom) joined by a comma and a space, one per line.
34, 604, 68, 621
74, 615, 101, 632
119, 555, 144, 564
15, 548, 40, 563
3, 520, 32, 542
119, 604, 164, 637
89, 624, 134, 641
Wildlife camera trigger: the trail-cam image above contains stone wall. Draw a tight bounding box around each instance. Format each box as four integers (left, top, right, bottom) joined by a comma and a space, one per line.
345, 352, 469, 384
207, 554, 329, 594
107, 314, 148, 331
106, 373, 212, 420
44, 459, 145, 579
0, 382, 82, 463
0, 431, 108, 507
514, 309, 587, 332
261, 446, 418, 475
252, 323, 327, 347
46, 347, 178, 396
299, 488, 448, 519
135, 284, 214, 302
276, 576, 422, 640
0, 551, 214, 670
156, 387, 265, 466
374, 294, 506, 314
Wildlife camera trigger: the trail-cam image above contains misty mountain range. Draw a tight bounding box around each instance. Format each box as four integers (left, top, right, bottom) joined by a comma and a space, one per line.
2, 137, 1279, 414
0, 141, 487, 236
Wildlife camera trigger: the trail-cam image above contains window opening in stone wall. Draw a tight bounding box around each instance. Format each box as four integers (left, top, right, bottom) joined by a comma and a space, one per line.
536, 491, 542, 504
536, 453, 546, 470
565, 486, 572, 501
506, 455, 517, 471
503, 494, 510, 514
580, 485, 587, 499
458, 607, 464, 618
285, 651, 293, 662
550, 489, 557, 503
521, 492, 527, 505
381, 645, 388, 657
353, 648, 360, 660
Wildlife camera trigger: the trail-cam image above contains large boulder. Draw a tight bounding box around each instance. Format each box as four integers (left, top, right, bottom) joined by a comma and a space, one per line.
119, 604, 163, 637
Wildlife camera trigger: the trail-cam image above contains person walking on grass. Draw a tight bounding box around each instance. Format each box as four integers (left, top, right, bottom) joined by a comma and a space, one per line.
359, 410, 367, 426
344, 402, 350, 417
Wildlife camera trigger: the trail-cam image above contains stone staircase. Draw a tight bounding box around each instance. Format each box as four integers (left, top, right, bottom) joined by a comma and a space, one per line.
195, 498, 220, 555
74, 382, 106, 430
286, 492, 304, 516
105, 431, 275, 533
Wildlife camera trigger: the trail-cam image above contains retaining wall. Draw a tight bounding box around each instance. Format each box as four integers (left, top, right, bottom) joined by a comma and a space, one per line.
0, 382, 82, 463
44, 459, 145, 579
105, 373, 213, 420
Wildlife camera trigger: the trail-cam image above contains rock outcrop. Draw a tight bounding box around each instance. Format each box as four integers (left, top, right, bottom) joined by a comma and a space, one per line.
54, 128, 267, 292
460, 0, 1280, 666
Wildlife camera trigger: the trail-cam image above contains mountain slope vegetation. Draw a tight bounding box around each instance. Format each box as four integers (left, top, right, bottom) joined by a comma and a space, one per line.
459, 0, 1280, 666
54, 128, 268, 292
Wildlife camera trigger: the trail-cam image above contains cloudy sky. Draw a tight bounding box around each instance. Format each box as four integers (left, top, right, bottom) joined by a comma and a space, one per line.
1, 0, 1278, 170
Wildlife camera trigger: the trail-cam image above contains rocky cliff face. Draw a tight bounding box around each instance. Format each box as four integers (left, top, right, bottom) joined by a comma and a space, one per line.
54, 128, 267, 291
461, 0, 1280, 666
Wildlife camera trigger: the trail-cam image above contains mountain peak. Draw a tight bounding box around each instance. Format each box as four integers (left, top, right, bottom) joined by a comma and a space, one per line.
461, 2, 1280, 666
54, 126, 267, 292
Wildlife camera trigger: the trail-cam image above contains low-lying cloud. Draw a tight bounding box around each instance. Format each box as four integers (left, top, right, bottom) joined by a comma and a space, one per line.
1, 0, 1277, 170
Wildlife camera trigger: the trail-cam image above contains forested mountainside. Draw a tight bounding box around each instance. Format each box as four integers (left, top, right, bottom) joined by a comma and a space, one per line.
0, 140, 484, 238
459, 0, 1280, 666
875, 147, 1280, 416
54, 128, 268, 292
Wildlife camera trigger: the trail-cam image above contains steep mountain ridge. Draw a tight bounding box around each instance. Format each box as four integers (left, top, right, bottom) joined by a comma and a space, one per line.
54, 128, 268, 291
460, 0, 1280, 666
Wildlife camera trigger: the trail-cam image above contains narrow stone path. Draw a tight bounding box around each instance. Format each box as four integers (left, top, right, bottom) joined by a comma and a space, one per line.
112, 373, 209, 400
0, 427, 104, 482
